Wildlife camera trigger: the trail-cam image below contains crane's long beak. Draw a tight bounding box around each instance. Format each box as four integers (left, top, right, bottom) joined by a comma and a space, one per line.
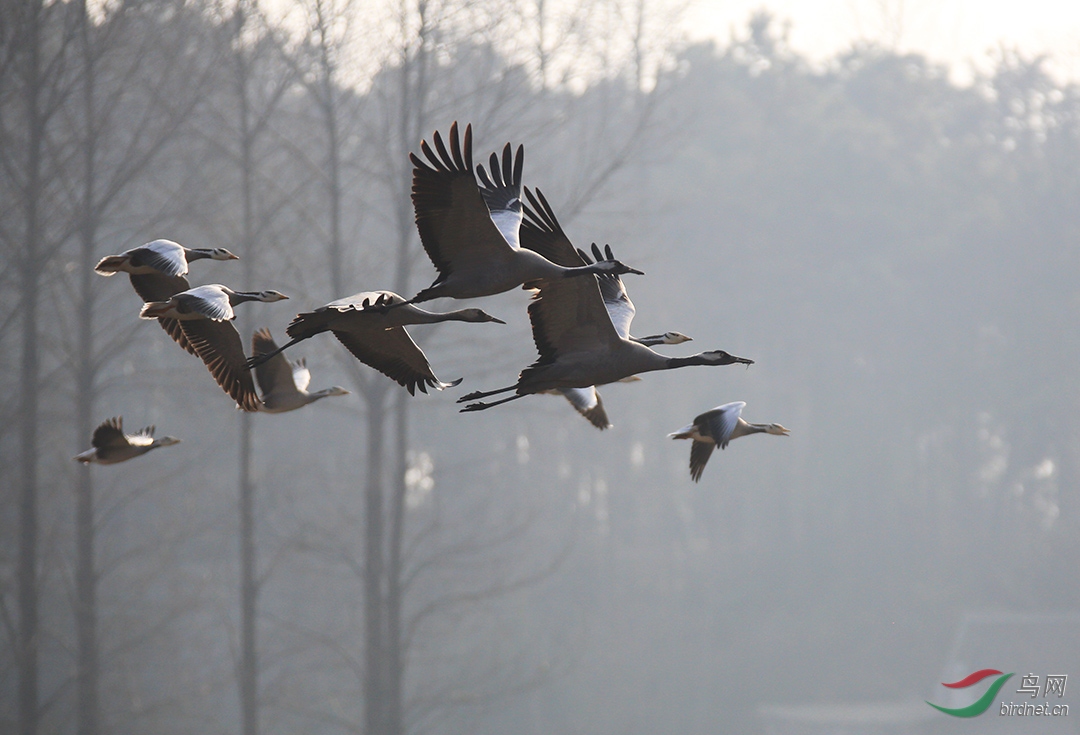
627, 267, 645, 276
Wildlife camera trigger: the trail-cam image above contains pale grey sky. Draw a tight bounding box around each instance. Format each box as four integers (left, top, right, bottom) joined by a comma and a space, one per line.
682, 0, 1080, 82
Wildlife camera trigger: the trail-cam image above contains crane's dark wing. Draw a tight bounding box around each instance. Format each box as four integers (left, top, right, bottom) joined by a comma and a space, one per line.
689, 440, 716, 483
331, 324, 459, 396
519, 187, 584, 268
251, 327, 299, 400
180, 319, 261, 411
411, 123, 515, 281
91, 417, 129, 449
526, 271, 621, 366
560, 387, 612, 430
476, 142, 523, 249
130, 273, 197, 355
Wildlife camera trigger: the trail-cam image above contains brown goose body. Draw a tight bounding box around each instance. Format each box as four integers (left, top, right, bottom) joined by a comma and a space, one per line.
140, 284, 288, 411
96, 239, 239, 355
75, 417, 180, 465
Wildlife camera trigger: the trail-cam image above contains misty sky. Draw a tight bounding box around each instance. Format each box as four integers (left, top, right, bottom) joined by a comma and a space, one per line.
682, 0, 1080, 81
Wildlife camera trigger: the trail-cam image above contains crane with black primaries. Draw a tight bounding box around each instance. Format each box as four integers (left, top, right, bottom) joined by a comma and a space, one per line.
406, 122, 644, 303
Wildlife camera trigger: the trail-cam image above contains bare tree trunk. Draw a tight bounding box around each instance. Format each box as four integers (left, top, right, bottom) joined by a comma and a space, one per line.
239, 415, 257, 735
363, 383, 388, 735
17, 4, 44, 733
75, 3, 99, 733
236, 11, 259, 730
384, 392, 408, 735
227, 6, 266, 732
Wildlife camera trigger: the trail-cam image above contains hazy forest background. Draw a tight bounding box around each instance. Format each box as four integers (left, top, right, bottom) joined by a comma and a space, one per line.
1, 0, 1078, 734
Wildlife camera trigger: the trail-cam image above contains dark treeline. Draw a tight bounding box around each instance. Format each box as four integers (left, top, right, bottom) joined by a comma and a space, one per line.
1, 2, 1078, 734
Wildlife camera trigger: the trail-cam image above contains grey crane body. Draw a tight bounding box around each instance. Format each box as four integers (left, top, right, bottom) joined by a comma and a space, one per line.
408, 123, 642, 304
459, 271, 752, 412
669, 401, 790, 482
522, 339, 748, 393
75, 417, 180, 465
245, 290, 503, 395
139, 284, 289, 412
505, 190, 691, 427
460, 195, 749, 414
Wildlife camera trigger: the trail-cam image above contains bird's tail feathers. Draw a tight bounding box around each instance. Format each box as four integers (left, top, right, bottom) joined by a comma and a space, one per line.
93, 255, 126, 275
139, 301, 170, 319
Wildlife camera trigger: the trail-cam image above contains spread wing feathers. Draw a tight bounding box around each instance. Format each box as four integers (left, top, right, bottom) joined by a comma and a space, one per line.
561, 387, 612, 430
411, 122, 514, 276
137, 240, 188, 276
251, 328, 299, 399
476, 142, 524, 249
176, 286, 234, 321
699, 401, 745, 449
130, 273, 198, 355
526, 274, 620, 367
520, 187, 583, 267
331, 325, 460, 396
689, 440, 716, 482
180, 319, 260, 411
92, 417, 130, 449
578, 243, 636, 339
129, 272, 191, 303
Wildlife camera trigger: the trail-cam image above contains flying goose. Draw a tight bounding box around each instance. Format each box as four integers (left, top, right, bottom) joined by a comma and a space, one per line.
245, 291, 504, 395
95, 238, 239, 355
75, 417, 180, 464
669, 401, 790, 482
458, 273, 753, 413
250, 328, 349, 413
407, 122, 643, 303
140, 284, 289, 411
511, 189, 693, 428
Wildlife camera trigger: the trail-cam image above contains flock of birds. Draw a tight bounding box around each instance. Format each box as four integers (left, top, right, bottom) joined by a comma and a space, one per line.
76, 122, 788, 481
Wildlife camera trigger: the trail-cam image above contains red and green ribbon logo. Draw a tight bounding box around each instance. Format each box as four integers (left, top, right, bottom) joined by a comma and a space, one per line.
926, 669, 1014, 717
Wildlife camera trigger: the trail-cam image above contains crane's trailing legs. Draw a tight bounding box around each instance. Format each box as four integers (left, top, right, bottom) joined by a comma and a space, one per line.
458, 385, 517, 402
459, 394, 527, 412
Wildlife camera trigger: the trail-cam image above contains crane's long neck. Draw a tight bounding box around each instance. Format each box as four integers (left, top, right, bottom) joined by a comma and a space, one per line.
666, 353, 721, 368
634, 334, 667, 347
662, 351, 753, 369
186, 248, 215, 262
559, 263, 604, 278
